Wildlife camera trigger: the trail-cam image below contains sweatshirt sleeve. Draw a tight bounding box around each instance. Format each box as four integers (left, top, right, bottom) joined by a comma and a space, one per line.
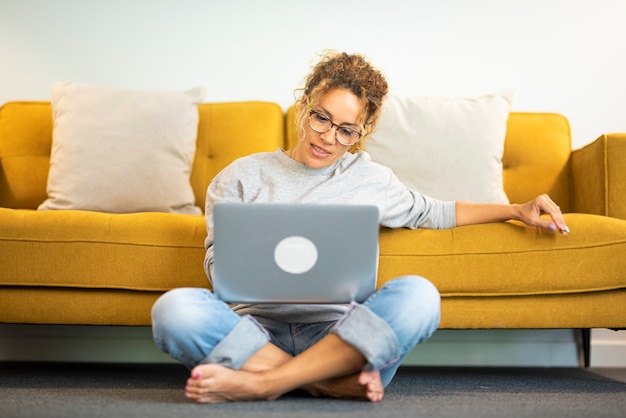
203, 163, 247, 283
380, 167, 456, 230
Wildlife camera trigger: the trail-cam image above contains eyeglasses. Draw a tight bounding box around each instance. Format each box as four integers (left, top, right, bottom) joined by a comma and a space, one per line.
308, 110, 363, 146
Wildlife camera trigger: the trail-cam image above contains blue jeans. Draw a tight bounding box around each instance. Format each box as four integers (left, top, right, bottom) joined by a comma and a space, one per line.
151, 275, 440, 388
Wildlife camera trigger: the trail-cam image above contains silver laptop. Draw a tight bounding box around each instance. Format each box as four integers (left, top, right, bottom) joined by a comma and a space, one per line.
212, 203, 380, 303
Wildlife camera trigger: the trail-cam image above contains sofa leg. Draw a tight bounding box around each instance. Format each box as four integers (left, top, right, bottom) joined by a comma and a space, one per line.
579, 328, 591, 368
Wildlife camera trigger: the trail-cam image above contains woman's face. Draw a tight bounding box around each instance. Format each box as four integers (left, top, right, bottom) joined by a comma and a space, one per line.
291, 88, 365, 169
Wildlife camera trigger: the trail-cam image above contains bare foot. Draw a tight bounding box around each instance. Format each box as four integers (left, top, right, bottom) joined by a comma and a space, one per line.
305, 370, 384, 402
185, 364, 278, 403
358, 370, 384, 402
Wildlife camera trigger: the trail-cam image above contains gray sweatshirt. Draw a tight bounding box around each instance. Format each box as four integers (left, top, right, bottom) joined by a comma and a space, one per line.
203, 149, 456, 323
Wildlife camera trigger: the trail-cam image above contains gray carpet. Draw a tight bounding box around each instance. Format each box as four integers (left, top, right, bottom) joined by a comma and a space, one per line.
1, 362, 625, 418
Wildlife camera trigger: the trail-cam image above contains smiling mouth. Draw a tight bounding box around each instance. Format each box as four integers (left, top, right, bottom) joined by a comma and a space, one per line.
311, 143, 331, 156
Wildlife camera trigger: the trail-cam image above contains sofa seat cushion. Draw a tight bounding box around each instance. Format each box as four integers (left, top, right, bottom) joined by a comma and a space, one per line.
0, 208, 208, 291
378, 213, 626, 297
3, 210, 625, 301
438, 290, 626, 329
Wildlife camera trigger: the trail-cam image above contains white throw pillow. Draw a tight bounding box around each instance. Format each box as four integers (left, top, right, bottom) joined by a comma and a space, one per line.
366, 91, 512, 204
39, 82, 206, 214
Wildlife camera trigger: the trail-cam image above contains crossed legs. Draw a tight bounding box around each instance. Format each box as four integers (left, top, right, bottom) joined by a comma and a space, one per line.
151, 275, 440, 403
185, 335, 384, 402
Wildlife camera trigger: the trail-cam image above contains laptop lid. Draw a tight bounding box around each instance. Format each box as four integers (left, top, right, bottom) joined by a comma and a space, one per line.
212, 203, 380, 303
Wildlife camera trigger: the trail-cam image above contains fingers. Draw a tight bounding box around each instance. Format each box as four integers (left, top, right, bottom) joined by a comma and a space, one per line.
536, 194, 569, 235
548, 222, 570, 235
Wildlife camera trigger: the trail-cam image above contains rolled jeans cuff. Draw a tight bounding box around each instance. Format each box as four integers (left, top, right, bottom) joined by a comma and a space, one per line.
201, 314, 270, 370
332, 303, 399, 371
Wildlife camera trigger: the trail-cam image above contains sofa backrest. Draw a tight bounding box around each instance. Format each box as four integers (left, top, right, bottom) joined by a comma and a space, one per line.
0, 101, 285, 210
0, 102, 52, 209
0, 101, 572, 211
285, 107, 573, 211
191, 102, 284, 209
502, 112, 572, 211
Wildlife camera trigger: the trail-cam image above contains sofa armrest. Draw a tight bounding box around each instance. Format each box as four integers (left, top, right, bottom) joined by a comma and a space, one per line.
571, 133, 626, 219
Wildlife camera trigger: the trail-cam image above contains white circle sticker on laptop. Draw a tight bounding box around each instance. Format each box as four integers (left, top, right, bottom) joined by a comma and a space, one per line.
274, 236, 318, 274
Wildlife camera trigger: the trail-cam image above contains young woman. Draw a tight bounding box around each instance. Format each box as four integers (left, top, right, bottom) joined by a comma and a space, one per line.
151, 51, 569, 403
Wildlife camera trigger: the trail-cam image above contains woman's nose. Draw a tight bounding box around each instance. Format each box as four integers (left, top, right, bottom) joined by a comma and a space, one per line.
319, 125, 338, 144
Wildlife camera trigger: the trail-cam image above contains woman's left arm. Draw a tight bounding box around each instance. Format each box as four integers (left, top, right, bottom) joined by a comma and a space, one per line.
455, 194, 570, 235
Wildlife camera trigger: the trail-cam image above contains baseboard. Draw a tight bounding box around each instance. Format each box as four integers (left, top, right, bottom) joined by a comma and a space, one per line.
402, 329, 579, 367
0, 324, 175, 364
0, 324, 591, 367
590, 328, 626, 367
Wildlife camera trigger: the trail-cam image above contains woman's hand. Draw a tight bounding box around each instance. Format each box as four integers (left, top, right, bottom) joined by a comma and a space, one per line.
514, 194, 570, 235
455, 194, 570, 234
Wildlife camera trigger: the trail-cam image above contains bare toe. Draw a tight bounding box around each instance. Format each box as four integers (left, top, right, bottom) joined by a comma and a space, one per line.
358, 370, 384, 402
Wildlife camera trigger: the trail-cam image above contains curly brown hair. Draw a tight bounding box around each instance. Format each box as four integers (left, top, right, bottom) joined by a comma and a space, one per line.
294, 51, 388, 152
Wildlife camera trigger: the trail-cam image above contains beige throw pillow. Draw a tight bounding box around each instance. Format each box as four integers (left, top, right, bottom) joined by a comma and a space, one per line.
39, 82, 205, 214
366, 91, 512, 204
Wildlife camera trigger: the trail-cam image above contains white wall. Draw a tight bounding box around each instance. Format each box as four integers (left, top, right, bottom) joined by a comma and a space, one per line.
1, 0, 625, 150
1, 0, 625, 365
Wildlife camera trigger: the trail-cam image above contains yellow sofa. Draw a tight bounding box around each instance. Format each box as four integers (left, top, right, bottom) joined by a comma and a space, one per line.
1, 101, 625, 341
